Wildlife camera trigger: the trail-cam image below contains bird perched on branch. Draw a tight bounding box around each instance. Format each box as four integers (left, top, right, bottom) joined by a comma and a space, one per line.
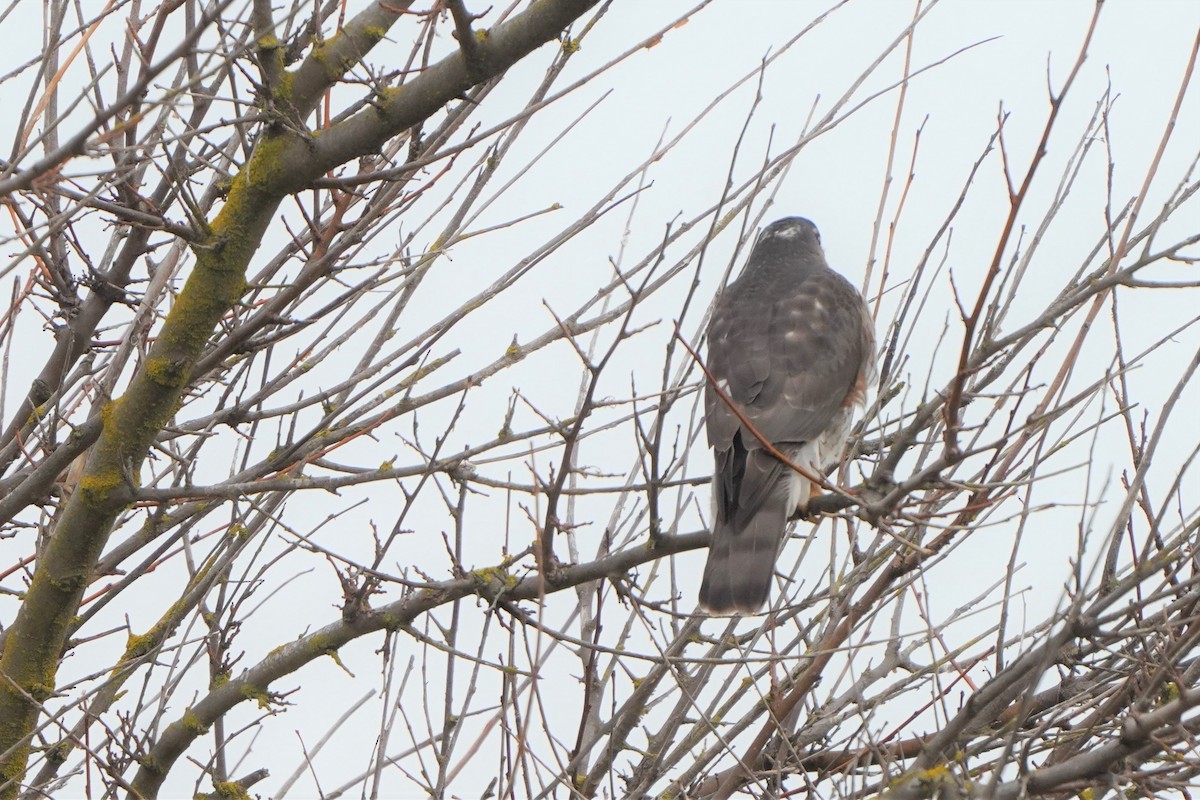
699, 217, 875, 614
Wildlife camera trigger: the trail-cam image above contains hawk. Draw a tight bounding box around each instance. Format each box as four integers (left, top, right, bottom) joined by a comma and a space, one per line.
699, 217, 875, 614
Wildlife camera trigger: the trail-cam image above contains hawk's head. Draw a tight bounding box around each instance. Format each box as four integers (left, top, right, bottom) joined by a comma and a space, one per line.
750, 217, 824, 270
758, 216, 820, 247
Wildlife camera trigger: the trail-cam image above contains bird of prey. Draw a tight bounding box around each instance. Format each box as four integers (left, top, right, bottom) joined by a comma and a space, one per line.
699, 217, 875, 614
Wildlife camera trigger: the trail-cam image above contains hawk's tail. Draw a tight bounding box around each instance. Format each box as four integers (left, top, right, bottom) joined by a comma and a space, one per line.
698, 493, 789, 614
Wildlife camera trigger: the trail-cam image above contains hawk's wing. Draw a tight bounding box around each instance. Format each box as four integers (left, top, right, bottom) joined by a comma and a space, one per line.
705, 268, 870, 452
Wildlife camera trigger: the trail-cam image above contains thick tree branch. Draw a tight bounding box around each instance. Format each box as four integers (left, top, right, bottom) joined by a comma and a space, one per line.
0, 1, 602, 793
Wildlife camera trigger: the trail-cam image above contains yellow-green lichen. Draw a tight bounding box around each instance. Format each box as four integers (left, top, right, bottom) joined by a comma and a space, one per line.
325, 650, 350, 675
182, 709, 209, 735
43, 570, 86, 603
25, 401, 49, 427
375, 85, 402, 111
204, 782, 250, 800
78, 471, 124, 508
240, 684, 273, 710
911, 765, 954, 793
145, 357, 190, 388
274, 68, 295, 100
233, 134, 291, 206
471, 566, 519, 590
1158, 681, 1180, 705
123, 632, 156, 660
311, 36, 360, 80
306, 634, 338, 658
0, 744, 33, 787
210, 781, 253, 800
561, 38, 580, 54
99, 397, 121, 429
27, 680, 56, 703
